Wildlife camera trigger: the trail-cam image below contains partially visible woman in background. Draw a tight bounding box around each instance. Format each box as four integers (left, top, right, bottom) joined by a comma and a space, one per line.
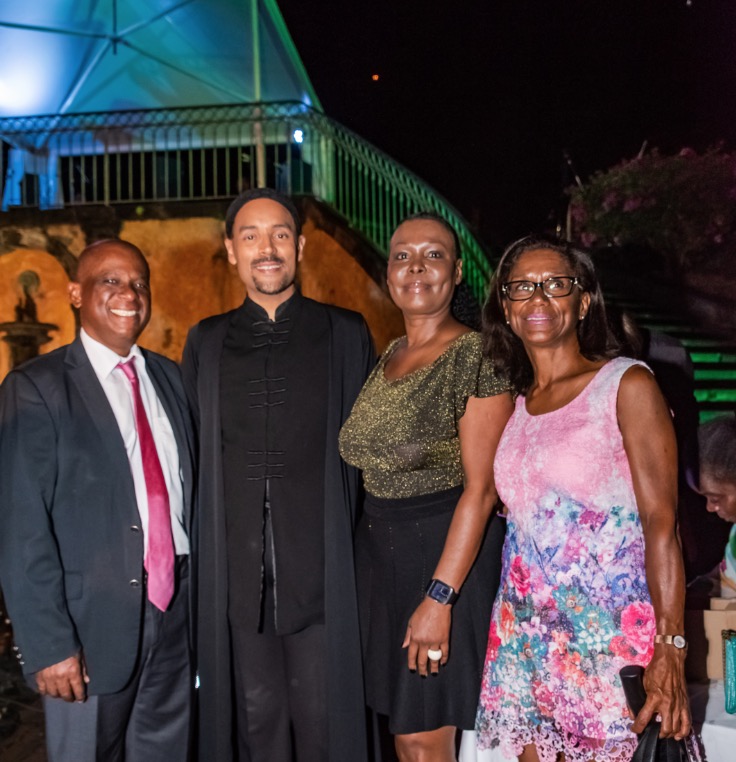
606, 305, 726, 581
340, 213, 513, 761
693, 415, 736, 595
475, 236, 690, 762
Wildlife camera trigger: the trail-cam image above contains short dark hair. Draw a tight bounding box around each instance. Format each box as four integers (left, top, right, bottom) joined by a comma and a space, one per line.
699, 416, 736, 483
481, 235, 619, 393
225, 188, 301, 238
395, 211, 462, 259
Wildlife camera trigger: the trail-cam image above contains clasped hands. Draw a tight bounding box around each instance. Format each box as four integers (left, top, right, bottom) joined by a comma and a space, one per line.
403, 597, 451, 677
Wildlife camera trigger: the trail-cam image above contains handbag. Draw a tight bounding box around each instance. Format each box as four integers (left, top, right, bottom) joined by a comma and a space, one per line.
724, 628, 736, 714
619, 665, 689, 762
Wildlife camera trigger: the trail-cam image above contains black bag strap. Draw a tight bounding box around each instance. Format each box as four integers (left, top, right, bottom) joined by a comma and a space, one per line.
631, 723, 659, 762
620, 665, 688, 762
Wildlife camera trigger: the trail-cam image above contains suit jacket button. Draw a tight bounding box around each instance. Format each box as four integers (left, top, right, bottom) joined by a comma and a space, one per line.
130, 579, 141, 587
130, 525, 140, 532
18, 660, 24, 666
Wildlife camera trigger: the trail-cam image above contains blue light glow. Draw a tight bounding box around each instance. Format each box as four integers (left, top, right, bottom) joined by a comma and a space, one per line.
0, 56, 59, 116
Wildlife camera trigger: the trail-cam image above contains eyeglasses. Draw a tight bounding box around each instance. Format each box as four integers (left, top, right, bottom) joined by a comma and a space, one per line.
501, 276, 580, 301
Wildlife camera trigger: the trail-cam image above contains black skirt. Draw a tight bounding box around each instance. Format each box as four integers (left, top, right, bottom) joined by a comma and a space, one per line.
355, 485, 505, 735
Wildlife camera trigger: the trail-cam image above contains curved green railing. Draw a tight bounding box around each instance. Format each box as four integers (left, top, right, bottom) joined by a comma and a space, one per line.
299, 109, 492, 302
0, 101, 492, 301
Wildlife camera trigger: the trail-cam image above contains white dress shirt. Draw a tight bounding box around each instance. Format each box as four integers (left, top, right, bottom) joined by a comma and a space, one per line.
80, 329, 189, 556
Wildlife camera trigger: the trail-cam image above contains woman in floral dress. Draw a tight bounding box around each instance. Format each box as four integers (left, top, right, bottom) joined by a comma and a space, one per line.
475, 236, 690, 762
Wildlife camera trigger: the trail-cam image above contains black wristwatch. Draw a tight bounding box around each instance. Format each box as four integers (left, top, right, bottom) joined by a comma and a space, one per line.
425, 578, 459, 605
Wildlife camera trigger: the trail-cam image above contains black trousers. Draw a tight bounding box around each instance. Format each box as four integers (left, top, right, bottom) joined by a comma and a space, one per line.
229, 501, 327, 762
44, 557, 193, 762
230, 619, 327, 762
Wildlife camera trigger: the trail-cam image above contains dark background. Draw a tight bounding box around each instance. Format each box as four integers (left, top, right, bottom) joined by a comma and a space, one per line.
279, 0, 736, 251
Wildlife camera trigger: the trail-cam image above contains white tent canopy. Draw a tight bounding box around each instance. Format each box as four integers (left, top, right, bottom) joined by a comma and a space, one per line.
0, 0, 320, 118
0, 0, 320, 208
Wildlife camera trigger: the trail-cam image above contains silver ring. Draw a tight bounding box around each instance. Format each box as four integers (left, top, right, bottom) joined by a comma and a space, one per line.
427, 648, 443, 661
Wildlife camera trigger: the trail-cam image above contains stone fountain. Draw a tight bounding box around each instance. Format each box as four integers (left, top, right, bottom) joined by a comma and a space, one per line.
0, 271, 58, 369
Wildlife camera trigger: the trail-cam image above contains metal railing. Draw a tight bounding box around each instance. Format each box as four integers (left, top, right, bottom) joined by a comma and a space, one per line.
0, 102, 492, 301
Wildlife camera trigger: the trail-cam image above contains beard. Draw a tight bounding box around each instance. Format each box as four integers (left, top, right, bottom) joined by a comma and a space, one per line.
250, 255, 295, 295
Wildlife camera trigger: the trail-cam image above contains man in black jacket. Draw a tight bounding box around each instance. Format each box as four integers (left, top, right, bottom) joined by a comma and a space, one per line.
183, 188, 373, 762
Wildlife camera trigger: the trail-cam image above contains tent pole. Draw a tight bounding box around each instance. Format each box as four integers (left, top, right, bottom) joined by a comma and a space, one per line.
252, 0, 266, 188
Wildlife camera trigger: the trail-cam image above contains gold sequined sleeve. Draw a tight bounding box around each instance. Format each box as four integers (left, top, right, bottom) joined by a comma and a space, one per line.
453, 332, 510, 422
339, 332, 510, 498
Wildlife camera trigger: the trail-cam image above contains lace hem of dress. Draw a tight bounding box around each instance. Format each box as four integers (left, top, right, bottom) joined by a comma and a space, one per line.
476, 717, 639, 762
477, 716, 703, 762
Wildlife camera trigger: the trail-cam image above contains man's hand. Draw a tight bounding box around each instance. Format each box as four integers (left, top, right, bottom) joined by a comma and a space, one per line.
34, 653, 89, 702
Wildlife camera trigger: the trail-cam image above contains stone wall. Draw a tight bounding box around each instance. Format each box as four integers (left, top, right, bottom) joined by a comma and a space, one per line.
0, 202, 404, 381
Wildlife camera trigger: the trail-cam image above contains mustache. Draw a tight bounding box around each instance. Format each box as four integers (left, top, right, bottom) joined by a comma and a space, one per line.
252, 255, 286, 267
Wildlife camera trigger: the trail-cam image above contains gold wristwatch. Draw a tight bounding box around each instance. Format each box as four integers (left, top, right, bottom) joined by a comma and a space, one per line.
654, 634, 687, 649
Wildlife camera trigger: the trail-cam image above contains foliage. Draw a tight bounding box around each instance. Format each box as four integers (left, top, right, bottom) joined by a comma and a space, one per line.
568, 147, 736, 269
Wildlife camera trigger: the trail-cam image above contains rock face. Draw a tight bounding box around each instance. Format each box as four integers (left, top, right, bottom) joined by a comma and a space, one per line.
0, 201, 405, 381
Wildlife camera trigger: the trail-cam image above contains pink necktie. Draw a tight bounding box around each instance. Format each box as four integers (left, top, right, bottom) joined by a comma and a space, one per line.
117, 358, 175, 611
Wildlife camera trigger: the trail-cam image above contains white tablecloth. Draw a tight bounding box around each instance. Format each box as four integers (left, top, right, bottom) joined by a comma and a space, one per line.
459, 680, 736, 762
458, 729, 513, 762
689, 680, 736, 761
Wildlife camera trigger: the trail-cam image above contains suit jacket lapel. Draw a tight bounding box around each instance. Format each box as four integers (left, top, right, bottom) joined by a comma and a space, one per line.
64, 339, 135, 493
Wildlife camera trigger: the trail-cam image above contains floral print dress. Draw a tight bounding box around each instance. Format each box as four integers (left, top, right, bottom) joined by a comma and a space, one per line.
476, 357, 655, 762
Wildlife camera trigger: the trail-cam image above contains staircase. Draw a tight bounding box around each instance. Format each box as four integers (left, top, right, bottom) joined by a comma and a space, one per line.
0, 101, 492, 304
601, 291, 736, 423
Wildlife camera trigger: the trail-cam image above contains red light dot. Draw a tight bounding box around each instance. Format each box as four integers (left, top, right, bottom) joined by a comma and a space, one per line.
371, 74, 380, 81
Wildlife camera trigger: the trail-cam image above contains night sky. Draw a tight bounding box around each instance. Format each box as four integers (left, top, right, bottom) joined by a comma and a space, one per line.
278, 0, 736, 252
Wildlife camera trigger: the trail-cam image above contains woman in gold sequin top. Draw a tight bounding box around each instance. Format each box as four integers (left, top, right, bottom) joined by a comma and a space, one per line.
339, 213, 513, 761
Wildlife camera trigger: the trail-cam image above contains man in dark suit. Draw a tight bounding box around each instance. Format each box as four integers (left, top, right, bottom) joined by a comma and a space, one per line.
0, 240, 195, 762
183, 189, 373, 762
